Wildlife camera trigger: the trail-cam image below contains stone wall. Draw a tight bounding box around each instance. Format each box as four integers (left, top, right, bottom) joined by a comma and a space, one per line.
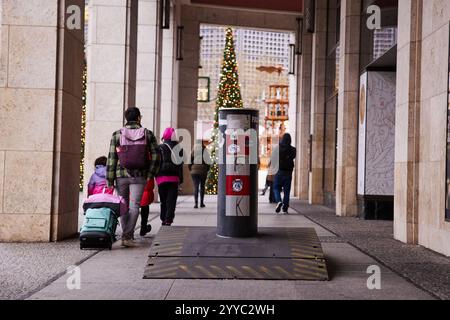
417, 0, 450, 256
84, 0, 138, 196
0, 0, 85, 241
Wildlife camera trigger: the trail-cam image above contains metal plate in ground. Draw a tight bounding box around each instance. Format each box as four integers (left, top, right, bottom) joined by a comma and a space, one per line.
144, 256, 328, 280
149, 226, 325, 260
144, 226, 329, 281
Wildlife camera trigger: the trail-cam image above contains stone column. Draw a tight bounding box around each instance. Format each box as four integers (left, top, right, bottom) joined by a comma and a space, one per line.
160, 1, 180, 133
84, 0, 138, 194
136, 0, 162, 137
178, 5, 200, 195
308, 0, 327, 204
0, 0, 85, 241
394, 0, 422, 244
296, 23, 313, 200
335, 0, 361, 217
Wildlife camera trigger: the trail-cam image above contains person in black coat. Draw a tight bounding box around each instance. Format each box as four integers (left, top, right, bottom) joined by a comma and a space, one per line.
272, 133, 296, 214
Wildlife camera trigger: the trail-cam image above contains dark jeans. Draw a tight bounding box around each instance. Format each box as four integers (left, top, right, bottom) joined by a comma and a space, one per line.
273, 172, 293, 210
140, 205, 150, 227
191, 174, 207, 205
263, 180, 275, 203
267, 181, 275, 203
158, 182, 179, 223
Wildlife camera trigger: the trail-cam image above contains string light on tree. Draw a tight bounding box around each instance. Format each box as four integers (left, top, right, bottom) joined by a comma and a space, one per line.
79, 61, 87, 191
206, 27, 244, 195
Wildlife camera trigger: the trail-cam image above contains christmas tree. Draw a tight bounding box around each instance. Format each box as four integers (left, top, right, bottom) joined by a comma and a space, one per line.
205, 28, 244, 195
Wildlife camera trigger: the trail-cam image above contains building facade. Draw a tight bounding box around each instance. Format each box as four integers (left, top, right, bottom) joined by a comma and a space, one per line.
0, 0, 449, 257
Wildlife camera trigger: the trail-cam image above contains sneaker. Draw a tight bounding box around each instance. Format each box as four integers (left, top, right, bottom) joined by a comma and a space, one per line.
275, 202, 283, 214
194, 204, 198, 209
140, 225, 152, 237
200, 203, 206, 208
122, 239, 137, 247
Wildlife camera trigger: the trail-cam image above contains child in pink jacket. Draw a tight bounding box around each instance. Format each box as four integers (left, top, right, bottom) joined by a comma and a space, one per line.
87, 156, 114, 196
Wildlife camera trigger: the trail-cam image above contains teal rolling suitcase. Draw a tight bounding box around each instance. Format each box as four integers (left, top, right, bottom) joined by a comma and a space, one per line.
80, 207, 118, 250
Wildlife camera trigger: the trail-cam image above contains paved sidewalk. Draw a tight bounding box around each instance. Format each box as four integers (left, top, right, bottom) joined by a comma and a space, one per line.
290, 201, 450, 300
26, 195, 435, 300
0, 240, 95, 300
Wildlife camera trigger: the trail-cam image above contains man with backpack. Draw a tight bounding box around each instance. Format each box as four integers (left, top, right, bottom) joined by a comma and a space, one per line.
106, 107, 160, 247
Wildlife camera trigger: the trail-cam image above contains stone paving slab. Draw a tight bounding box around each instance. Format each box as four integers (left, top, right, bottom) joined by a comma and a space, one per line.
290, 201, 450, 300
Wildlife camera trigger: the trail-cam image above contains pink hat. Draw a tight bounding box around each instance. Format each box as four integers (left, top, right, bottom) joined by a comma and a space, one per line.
162, 127, 176, 141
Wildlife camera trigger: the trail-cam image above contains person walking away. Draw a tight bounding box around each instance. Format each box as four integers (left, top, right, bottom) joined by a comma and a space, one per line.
189, 141, 211, 209
261, 172, 276, 203
87, 156, 114, 196
272, 133, 296, 214
156, 128, 184, 226
106, 107, 160, 247
139, 178, 155, 236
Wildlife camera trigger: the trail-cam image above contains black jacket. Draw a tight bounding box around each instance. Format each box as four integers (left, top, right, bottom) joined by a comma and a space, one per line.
277, 134, 296, 173
156, 140, 184, 183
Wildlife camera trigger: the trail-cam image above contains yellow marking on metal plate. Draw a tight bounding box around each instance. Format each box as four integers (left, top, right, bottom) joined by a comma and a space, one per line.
179, 265, 199, 278
241, 266, 264, 278
210, 265, 229, 278
154, 246, 183, 251
155, 242, 184, 247
292, 267, 323, 277
148, 265, 181, 274
273, 266, 295, 278
292, 261, 325, 272
226, 266, 246, 278
294, 269, 328, 279
292, 265, 327, 277
194, 265, 217, 278
151, 260, 181, 267
258, 266, 278, 279
157, 250, 183, 256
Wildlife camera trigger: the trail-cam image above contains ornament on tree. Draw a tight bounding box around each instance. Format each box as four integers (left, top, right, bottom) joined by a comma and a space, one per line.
206, 27, 244, 195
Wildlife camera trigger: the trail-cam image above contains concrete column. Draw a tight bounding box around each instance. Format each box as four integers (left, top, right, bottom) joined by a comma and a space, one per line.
394, 0, 422, 244
0, 0, 85, 241
160, 1, 180, 133
335, 0, 361, 217
84, 0, 138, 193
296, 22, 313, 200
178, 5, 200, 195
136, 0, 162, 136
308, 0, 327, 204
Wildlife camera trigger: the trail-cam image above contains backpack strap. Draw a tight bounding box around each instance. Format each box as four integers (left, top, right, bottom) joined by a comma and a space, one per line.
163, 143, 177, 162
